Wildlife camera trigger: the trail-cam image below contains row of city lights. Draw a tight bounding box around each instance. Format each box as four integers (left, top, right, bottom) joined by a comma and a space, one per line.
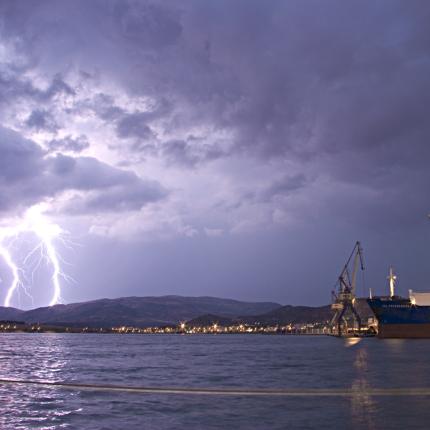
111, 322, 329, 335
0, 321, 331, 334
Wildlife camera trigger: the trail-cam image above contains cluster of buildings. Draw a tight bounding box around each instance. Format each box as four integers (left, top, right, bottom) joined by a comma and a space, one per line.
1, 320, 360, 336
0, 321, 41, 332
110, 322, 330, 335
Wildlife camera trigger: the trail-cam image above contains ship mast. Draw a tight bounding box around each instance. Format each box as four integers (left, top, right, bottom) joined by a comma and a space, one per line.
388, 267, 397, 298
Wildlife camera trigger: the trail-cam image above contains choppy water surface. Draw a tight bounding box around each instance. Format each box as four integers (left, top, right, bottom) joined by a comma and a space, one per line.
0, 334, 430, 429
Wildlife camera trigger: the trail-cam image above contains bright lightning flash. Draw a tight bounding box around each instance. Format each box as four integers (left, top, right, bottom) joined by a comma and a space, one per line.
0, 246, 21, 307
0, 204, 72, 308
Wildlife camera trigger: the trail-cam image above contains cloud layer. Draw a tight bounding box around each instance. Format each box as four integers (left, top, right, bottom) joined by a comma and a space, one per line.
0, 127, 166, 215
0, 1, 429, 305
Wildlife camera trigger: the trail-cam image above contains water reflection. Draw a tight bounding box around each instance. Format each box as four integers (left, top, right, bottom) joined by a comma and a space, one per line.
1, 334, 430, 429
344, 337, 362, 347
0, 334, 77, 429
33, 334, 69, 381
350, 344, 377, 429
384, 339, 406, 352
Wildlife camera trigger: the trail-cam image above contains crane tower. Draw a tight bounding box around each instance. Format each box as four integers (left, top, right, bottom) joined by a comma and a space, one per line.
330, 241, 364, 337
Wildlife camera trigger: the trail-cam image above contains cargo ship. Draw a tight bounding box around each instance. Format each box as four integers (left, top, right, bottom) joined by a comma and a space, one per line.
367, 268, 430, 338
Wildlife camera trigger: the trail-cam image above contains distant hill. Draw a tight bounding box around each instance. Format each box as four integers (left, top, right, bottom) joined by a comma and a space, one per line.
241, 298, 373, 326
0, 296, 375, 328
186, 307, 332, 327
0, 306, 24, 321
241, 304, 332, 325
0, 296, 281, 328
187, 313, 236, 327
188, 298, 375, 327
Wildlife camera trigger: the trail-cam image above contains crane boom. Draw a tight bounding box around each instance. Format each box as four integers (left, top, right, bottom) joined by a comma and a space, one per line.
330, 241, 365, 336
351, 242, 364, 295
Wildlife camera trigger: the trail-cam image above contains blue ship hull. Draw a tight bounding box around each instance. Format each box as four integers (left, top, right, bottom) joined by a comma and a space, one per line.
367, 297, 430, 338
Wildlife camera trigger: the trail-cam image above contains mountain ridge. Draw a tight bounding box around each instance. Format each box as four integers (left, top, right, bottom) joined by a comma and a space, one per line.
0, 296, 364, 328
0, 295, 282, 327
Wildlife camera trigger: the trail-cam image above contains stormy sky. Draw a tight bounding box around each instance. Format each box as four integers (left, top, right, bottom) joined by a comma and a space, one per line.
0, 0, 429, 308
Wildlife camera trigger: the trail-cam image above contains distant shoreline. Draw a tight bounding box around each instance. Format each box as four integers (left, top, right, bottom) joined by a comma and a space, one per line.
0, 321, 329, 335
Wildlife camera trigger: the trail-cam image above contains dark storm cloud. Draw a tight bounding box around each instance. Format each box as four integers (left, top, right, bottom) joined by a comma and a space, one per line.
114, 1, 183, 49
160, 140, 196, 167
204, 1, 430, 167
160, 139, 225, 168
61, 179, 166, 214
0, 1, 428, 212
61, 1, 429, 196
48, 135, 90, 153
113, 97, 173, 143
91, 94, 125, 122
260, 174, 308, 202
115, 112, 155, 140
177, 1, 430, 228
25, 109, 59, 132
236, 174, 309, 207
40, 73, 75, 100
0, 69, 74, 108
0, 127, 44, 183
0, 0, 429, 306
0, 73, 35, 104
0, 127, 167, 214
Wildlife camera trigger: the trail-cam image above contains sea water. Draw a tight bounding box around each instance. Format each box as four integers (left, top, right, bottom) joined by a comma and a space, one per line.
0, 333, 429, 429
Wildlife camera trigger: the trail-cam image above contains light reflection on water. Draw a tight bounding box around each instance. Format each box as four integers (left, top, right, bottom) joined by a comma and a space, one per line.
344, 337, 362, 347
0, 334, 76, 430
1, 334, 430, 429
351, 346, 377, 430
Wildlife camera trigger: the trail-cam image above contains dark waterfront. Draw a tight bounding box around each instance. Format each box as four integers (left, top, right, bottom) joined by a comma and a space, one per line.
1, 334, 430, 429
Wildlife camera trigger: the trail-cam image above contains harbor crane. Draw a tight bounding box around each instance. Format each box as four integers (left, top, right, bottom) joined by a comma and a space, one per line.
330, 241, 365, 336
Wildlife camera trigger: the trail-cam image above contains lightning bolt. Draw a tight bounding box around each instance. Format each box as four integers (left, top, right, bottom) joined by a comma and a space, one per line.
42, 235, 61, 306
0, 203, 74, 308
0, 245, 21, 307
